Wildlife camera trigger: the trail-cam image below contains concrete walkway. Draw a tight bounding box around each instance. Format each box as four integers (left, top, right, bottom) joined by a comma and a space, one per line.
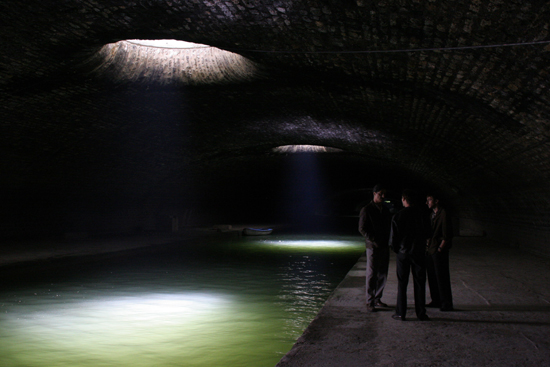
276, 237, 550, 367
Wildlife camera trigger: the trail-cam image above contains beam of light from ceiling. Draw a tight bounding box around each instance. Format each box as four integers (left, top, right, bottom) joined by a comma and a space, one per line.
279, 152, 329, 230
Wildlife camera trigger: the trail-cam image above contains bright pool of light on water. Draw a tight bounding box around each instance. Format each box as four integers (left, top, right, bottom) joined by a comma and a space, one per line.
259, 239, 360, 249
0, 234, 364, 367
2, 293, 236, 367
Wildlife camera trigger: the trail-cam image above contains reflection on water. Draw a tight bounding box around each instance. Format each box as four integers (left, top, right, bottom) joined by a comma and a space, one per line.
0, 235, 363, 367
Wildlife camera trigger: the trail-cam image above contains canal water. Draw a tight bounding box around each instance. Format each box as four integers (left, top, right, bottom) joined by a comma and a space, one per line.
0, 234, 364, 367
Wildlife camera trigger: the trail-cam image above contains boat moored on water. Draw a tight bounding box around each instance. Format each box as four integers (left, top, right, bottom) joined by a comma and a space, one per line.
242, 228, 273, 236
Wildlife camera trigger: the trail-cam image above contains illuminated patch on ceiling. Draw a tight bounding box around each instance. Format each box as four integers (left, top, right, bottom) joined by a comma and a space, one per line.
273, 145, 343, 153
127, 40, 210, 49
93, 39, 259, 84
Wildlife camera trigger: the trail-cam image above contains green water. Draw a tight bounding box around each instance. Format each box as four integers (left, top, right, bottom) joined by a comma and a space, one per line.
0, 234, 364, 367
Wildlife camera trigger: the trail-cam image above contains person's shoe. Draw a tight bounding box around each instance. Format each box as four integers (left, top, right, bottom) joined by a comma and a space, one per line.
392, 314, 405, 321
374, 300, 389, 308
418, 314, 431, 321
440, 306, 454, 312
426, 302, 441, 308
367, 304, 377, 312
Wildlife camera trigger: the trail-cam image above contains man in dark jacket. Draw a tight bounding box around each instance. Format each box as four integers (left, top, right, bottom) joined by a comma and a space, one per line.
389, 189, 431, 321
358, 184, 392, 312
426, 194, 454, 311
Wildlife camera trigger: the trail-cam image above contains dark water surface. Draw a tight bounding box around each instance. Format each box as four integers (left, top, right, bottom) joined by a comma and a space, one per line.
0, 234, 364, 367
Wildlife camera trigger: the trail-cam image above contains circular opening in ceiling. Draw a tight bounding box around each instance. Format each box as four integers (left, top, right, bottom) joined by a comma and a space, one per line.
92, 39, 259, 85
273, 145, 344, 153
126, 39, 211, 49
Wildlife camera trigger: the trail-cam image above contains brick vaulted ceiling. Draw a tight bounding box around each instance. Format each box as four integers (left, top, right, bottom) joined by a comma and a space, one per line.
1, 1, 550, 253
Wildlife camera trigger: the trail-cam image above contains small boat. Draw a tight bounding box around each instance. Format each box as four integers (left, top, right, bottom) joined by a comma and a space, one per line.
242, 227, 273, 236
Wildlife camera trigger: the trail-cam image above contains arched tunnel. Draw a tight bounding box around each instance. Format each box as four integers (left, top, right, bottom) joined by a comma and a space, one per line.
3, 0, 550, 255
1, 1, 550, 365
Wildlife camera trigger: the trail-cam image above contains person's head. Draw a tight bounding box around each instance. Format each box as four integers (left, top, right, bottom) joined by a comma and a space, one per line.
372, 184, 386, 204
426, 194, 440, 210
401, 189, 417, 207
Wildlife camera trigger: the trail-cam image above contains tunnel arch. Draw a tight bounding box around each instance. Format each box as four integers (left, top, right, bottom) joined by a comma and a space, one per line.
1, 0, 550, 255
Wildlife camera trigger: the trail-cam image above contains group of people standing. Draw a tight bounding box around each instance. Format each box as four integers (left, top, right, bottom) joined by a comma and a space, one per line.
358, 184, 453, 321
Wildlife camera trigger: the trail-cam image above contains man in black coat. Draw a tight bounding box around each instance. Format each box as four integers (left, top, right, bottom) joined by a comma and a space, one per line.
389, 189, 432, 321
426, 194, 454, 311
358, 184, 392, 312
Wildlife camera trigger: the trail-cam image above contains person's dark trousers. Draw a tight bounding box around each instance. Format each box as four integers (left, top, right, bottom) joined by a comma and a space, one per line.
365, 247, 389, 305
395, 253, 427, 318
426, 249, 453, 309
